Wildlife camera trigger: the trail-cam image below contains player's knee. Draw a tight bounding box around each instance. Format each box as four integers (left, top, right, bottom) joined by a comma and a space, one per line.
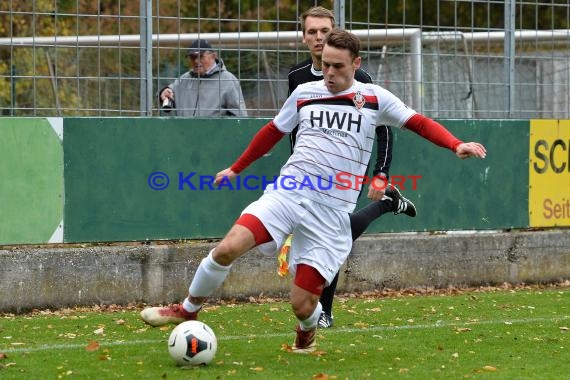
290, 282, 320, 320
211, 243, 239, 265
291, 297, 317, 320
212, 226, 256, 265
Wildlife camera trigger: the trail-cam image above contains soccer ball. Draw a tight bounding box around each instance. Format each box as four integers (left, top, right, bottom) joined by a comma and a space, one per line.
167, 320, 217, 366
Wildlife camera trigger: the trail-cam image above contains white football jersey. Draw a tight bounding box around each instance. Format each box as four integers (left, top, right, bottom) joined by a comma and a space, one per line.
272, 79, 416, 212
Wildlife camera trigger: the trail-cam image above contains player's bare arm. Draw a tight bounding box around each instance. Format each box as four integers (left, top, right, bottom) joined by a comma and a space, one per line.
214, 168, 238, 185
455, 142, 487, 159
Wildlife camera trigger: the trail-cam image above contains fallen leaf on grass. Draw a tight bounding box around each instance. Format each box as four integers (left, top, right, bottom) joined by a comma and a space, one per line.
455, 327, 472, 333
86, 341, 100, 351
249, 367, 264, 372
313, 374, 329, 379
0, 353, 7, 359
560, 326, 568, 332
483, 365, 497, 372
281, 343, 292, 352
93, 327, 104, 335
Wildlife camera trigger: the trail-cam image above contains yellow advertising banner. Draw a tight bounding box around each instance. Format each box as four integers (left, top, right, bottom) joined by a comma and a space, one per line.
529, 120, 570, 227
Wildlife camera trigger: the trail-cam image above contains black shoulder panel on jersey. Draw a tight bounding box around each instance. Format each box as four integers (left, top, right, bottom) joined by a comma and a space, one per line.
288, 58, 315, 94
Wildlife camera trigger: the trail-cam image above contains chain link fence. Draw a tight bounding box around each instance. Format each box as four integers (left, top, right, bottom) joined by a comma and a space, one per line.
1, 0, 569, 118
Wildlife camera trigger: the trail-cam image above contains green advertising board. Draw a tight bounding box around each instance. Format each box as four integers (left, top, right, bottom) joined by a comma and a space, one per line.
63, 118, 529, 242
63, 117, 290, 242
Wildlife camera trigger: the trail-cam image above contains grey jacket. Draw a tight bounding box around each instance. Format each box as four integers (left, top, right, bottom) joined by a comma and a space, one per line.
162, 59, 248, 117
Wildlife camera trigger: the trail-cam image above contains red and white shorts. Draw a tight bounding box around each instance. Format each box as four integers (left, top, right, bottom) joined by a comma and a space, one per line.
240, 189, 352, 286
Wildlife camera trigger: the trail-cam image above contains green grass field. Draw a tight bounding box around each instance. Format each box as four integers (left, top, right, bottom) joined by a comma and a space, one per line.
1, 286, 568, 379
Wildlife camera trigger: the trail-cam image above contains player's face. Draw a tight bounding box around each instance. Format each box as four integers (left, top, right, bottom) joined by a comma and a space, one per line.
302, 16, 334, 61
322, 45, 361, 93
188, 51, 216, 76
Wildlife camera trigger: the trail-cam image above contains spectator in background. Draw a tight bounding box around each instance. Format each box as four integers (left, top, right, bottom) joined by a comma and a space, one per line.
158, 39, 248, 116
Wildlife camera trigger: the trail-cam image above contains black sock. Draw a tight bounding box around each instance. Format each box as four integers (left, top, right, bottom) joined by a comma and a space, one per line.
319, 200, 393, 317
349, 199, 393, 240
320, 272, 339, 316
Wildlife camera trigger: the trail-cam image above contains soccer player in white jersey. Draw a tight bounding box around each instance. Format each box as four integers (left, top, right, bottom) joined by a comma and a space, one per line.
141, 29, 487, 353
288, 6, 417, 329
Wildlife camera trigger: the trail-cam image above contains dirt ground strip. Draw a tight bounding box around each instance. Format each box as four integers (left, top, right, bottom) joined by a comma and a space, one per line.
1, 280, 568, 318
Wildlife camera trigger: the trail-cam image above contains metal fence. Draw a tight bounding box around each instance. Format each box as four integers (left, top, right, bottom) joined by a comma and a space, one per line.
1, 0, 569, 118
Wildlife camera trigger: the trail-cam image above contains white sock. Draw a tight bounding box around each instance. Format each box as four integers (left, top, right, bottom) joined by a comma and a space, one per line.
182, 298, 201, 313
299, 302, 322, 331
188, 249, 232, 299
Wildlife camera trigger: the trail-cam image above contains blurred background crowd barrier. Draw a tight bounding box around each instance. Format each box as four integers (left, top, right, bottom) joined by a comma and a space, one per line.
1, 0, 569, 118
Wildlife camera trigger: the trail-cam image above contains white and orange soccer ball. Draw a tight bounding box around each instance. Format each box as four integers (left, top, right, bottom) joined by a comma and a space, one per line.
167, 320, 217, 366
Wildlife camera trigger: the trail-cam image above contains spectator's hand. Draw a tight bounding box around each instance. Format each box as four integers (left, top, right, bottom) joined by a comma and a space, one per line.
215, 168, 238, 185
161, 88, 174, 101
367, 175, 388, 201
455, 142, 487, 159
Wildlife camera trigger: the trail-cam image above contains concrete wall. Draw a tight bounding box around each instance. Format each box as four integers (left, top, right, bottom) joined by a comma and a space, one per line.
1, 229, 569, 313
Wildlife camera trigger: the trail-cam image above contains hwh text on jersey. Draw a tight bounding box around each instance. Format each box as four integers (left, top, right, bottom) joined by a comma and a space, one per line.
310, 110, 362, 133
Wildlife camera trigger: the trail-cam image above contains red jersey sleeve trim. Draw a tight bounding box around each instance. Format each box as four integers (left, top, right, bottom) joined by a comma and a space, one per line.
404, 114, 463, 152
230, 121, 285, 174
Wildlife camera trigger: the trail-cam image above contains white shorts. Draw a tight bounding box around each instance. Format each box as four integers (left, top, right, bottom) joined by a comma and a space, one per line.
241, 189, 352, 285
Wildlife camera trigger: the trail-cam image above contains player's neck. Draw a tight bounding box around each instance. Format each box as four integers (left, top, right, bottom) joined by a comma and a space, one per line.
312, 57, 322, 71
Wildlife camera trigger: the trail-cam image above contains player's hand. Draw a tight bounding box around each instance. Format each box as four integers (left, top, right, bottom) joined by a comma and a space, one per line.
215, 168, 237, 185
455, 142, 487, 159
367, 176, 388, 201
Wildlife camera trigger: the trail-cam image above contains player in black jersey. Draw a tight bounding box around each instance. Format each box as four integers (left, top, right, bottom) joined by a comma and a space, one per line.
287, 6, 417, 329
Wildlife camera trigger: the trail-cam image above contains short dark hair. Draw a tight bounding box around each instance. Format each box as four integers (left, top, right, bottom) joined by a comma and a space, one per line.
299, 6, 335, 34
324, 29, 360, 60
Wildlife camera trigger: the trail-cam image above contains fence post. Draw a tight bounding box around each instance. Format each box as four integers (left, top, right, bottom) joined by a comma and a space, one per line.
11, 64, 16, 116
333, 0, 346, 29
140, 0, 153, 116
411, 30, 423, 114
504, 0, 516, 118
